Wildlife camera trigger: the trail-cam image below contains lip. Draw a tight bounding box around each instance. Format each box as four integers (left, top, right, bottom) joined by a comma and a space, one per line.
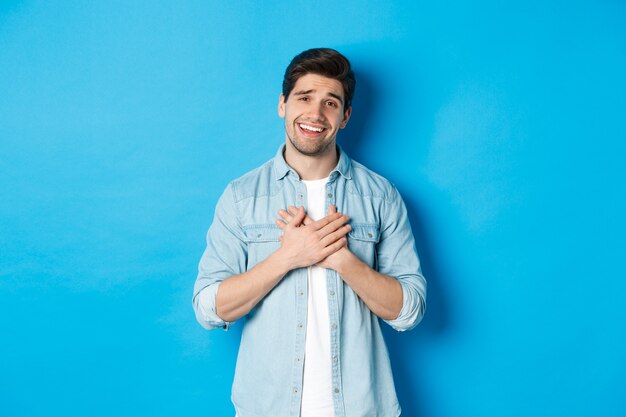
297, 122, 327, 138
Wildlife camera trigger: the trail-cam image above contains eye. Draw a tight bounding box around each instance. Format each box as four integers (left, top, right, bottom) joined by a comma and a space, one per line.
298, 96, 310, 102
326, 100, 338, 108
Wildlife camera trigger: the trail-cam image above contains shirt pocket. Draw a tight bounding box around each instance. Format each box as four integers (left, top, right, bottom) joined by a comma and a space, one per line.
347, 223, 380, 267
243, 224, 282, 268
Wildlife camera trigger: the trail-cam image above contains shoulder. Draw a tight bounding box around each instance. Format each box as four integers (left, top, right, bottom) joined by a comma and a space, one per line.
225, 158, 277, 202
349, 159, 399, 202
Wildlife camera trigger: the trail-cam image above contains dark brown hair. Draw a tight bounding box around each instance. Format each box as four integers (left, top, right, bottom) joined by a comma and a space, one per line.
282, 48, 356, 109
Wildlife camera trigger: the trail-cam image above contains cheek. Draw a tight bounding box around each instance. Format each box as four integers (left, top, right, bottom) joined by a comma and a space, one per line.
329, 113, 345, 127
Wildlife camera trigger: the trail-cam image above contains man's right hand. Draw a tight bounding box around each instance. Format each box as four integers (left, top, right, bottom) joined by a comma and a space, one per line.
275, 205, 351, 270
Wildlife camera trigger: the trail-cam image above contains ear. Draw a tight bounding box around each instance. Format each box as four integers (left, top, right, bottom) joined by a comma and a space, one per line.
340, 106, 352, 129
278, 93, 286, 118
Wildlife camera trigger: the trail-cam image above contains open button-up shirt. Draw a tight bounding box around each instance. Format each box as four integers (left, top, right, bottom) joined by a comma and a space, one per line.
193, 145, 426, 417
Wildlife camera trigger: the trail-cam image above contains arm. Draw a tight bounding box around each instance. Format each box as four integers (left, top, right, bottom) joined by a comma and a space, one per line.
320, 242, 403, 321
192, 184, 246, 330
192, 186, 351, 330
375, 186, 426, 331
280, 188, 427, 331
216, 206, 350, 322
214, 251, 291, 323
280, 205, 403, 321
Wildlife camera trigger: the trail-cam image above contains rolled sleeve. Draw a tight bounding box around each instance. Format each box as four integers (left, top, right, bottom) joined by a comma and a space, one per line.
194, 283, 233, 330
192, 183, 247, 331
385, 274, 426, 331
377, 186, 427, 332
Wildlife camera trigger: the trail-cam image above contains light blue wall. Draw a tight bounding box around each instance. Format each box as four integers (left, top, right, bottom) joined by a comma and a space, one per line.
1, 1, 625, 416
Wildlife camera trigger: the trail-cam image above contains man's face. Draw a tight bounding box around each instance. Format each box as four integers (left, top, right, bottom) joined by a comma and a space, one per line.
278, 73, 351, 157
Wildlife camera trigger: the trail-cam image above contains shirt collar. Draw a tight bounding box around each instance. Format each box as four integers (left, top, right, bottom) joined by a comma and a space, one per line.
272, 143, 352, 181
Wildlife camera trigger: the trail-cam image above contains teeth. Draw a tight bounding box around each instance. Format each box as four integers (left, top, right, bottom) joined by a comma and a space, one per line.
299, 123, 324, 133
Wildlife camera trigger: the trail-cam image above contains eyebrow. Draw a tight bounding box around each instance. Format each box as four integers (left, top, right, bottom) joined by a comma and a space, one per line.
293, 89, 344, 105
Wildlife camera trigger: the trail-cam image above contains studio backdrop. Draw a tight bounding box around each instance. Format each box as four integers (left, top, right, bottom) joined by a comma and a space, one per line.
1, 1, 625, 416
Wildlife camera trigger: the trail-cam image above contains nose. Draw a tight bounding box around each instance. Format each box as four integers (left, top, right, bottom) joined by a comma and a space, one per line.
308, 102, 324, 120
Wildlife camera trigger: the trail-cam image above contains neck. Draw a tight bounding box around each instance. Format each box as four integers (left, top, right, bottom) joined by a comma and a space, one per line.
283, 140, 338, 180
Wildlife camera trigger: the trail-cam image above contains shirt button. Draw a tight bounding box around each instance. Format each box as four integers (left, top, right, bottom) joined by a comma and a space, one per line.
332, 355, 338, 363
368, 232, 373, 238
331, 323, 337, 330
329, 290, 335, 296
334, 388, 340, 394
299, 291, 304, 296
294, 387, 299, 394
327, 193, 333, 198
297, 194, 303, 199
298, 323, 303, 328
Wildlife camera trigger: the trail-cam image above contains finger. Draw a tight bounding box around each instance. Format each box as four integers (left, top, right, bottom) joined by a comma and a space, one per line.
318, 236, 348, 266
328, 204, 337, 215
288, 206, 306, 228
310, 212, 344, 231
289, 205, 313, 226
275, 219, 286, 230
317, 214, 350, 237
320, 237, 348, 258
320, 223, 351, 246
278, 209, 294, 222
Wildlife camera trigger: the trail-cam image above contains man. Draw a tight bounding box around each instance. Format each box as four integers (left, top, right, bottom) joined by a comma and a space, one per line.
193, 48, 426, 417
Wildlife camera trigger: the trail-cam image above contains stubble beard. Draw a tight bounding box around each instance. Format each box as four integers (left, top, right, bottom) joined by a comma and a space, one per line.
286, 123, 334, 157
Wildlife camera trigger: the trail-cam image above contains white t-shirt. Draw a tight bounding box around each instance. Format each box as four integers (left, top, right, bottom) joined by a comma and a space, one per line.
300, 177, 335, 417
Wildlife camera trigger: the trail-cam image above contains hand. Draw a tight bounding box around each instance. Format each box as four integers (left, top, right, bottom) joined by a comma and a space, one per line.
279, 205, 314, 227
274, 205, 351, 270
277, 205, 356, 273
315, 204, 356, 272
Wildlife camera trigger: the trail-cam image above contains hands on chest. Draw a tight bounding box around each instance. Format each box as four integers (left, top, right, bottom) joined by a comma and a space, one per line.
216, 205, 402, 323
275, 204, 357, 274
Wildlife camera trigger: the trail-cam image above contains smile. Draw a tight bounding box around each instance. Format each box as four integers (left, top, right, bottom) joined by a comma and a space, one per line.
298, 123, 326, 133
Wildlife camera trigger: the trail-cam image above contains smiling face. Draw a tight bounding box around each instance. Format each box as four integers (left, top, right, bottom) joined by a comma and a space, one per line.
278, 73, 351, 157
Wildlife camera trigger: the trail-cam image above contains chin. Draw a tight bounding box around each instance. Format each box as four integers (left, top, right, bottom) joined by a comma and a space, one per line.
291, 139, 333, 157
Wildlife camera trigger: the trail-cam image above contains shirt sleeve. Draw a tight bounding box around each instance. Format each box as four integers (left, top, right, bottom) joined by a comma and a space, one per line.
377, 186, 427, 332
192, 183, 247, 331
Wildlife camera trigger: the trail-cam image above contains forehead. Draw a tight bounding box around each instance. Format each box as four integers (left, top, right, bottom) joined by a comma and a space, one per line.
292, 73, 344, 99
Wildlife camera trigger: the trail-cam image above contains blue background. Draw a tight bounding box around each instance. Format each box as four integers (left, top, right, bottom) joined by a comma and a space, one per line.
1, 1, 625, 416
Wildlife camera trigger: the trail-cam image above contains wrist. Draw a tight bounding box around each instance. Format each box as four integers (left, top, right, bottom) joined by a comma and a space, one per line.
334, 249, 360, 277
270, 247, 297, 275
